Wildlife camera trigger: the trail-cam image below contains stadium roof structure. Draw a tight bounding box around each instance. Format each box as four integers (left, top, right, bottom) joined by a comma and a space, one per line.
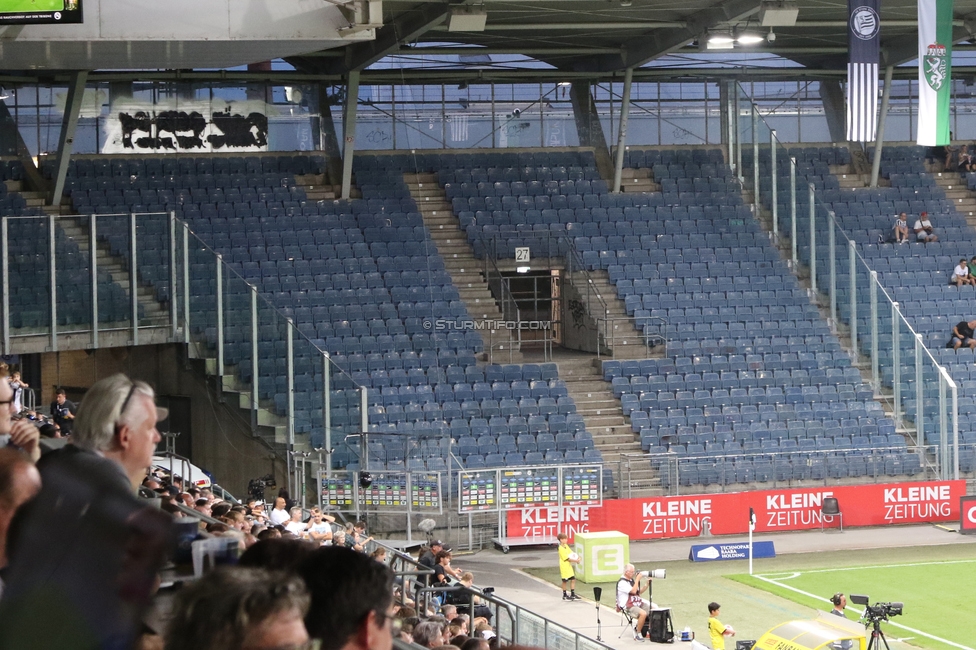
288, 0, 976, 81
2, 0, 976, 83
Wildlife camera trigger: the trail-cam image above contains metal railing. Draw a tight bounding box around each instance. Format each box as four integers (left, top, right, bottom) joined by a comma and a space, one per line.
0, 210, 370, 498
618, 444, 944, 498
735, 84, 962, 480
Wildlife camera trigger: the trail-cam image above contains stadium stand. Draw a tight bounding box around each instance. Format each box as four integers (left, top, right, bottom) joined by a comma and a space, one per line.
753, 144, 976, 468
40, 154, 595, 472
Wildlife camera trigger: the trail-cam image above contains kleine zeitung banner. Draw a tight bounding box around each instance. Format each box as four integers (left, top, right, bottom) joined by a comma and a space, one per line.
506, 481, 965, 542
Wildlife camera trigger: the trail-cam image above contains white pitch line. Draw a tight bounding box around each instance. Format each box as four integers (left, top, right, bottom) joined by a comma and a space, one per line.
754, 575, 976, 650
757, 559, 976, 576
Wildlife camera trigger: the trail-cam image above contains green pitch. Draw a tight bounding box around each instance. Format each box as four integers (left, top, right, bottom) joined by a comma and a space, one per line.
729, 559, 976, 650
1, 0, 64, 12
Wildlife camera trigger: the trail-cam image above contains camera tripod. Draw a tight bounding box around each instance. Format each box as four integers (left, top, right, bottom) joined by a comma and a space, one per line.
865, 618, 891, 650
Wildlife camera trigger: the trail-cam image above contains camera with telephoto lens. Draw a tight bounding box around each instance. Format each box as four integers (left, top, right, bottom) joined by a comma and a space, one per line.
247, 474, 276, 500
639, 569, 666, 579
849, 594, 903, 623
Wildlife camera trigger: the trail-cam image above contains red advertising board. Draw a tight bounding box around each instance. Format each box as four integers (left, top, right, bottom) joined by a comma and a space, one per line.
960, 496, 976, 534
506, 480, 966, 542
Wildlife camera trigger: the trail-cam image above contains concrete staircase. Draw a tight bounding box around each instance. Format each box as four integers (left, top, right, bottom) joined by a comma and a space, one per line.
583, 269, 664, 360
620, 167, 660, 193
404, 171, 523, 363
554, 352, 658, 496
56, 215, 171, 329
931, 172, 976, 226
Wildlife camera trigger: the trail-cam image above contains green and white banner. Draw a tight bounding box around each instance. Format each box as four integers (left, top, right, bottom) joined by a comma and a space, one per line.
917, 0, 953, 146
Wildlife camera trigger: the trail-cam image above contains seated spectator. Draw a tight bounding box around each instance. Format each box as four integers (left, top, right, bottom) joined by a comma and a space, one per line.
285, 506, 309, 537
333, 529, 348, 547
461, 638, 490, 650
968, 257, 976, 280
371, 547, 388, 563
892, 212, 909, 243
350, 520, 373, 552
914, 212, 938, 242
950, 319, 976, 349
239, 537, 318, 573
298, 545, 396, 650
307, 507, 335, 545
0, 374, 173, 650
269, 496, 290, 526
164, 567, 310, 650
413, 621, 445, 649
951, 259, 976, 287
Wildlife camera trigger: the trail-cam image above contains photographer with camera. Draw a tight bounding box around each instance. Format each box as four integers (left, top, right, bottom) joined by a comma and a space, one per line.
616, 564, 650, 641
49, 388, 77, 436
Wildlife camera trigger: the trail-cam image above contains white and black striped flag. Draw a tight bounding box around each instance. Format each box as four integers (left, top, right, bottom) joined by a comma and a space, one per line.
847, 0, 880, 141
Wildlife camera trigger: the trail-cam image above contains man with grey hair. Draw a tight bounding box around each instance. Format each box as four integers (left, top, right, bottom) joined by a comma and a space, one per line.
617, 563, 650, 641
0, 373, 173, 650
0, 372, 39, 463
165, 566, 311, 650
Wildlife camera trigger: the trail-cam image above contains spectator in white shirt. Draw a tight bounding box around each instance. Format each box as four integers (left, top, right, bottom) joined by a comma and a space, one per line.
914, 212, 938, 242
952, 259, 976, 287
285, 507, 309, 537
307, 507, 336, 545
269, 496, 290, 526
893, 212, 909, 244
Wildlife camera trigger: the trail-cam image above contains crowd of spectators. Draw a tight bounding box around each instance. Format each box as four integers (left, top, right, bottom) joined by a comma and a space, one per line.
0, 370, 507, 650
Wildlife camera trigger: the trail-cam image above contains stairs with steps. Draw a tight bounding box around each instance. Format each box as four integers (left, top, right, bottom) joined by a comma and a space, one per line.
583, 269, 664, 360
930, 172, 976, 227
404, 171, 523, 363
57, 215, 171, 329
620, 168, 660, 193
554, 353, 659, 496
295, 174, 340, 201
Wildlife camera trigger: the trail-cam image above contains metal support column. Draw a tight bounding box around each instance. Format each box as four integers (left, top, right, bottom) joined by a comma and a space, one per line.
49, 214, 57, 351
828, 212, 837, 330
90, 214, 99, 348
870, 270, 879, 393
361, 386, 369, 434
216, 253, 224, 400
950, 373, 959, 480
182, 224, 190, 344
892, 302, 901, 426
169, 213, 178, 339
323, 353, 332, 478
808, 184, 817, 296
340, 71, 361, 200
130, 213, 139, 345
870, 65, 895, 188
360, 388, 369, 472
789, 158, 797, 261
727, 81, 736, 177
611, 67, 633, 194
915, 333, 924, 448
752, 104, 759, 206
848, 240, 857, 363
49, 70, 88, 206
287, 321, 296, 495
938, 371, 947, 479
251, 285, 259, 430
734, 89, 743, 183
770, 130, 778, 239
1, 218, 7, 354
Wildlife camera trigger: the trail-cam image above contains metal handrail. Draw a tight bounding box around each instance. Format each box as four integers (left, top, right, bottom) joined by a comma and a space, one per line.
602, 315, 667, 359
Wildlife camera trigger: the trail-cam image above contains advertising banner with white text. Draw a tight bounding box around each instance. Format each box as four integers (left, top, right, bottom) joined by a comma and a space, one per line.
506, 481, 965, 542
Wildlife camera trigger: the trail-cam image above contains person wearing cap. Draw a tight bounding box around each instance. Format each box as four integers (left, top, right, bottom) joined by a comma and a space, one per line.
0, 373, 173, 650
419, 539, 446, 587
914, 212, 938, 242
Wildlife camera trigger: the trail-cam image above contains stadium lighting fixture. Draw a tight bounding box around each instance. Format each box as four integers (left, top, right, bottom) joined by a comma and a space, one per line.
737, 32, 764, 44
706, 31, 735, 49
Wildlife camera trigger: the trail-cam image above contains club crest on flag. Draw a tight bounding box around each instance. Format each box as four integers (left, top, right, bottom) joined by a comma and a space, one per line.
849, 6, 880, 39
925, 43, 948, 90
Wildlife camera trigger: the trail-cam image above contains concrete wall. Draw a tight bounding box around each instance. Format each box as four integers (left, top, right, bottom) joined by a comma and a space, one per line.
559, 280, 601, 354
37, 343, 285, 497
